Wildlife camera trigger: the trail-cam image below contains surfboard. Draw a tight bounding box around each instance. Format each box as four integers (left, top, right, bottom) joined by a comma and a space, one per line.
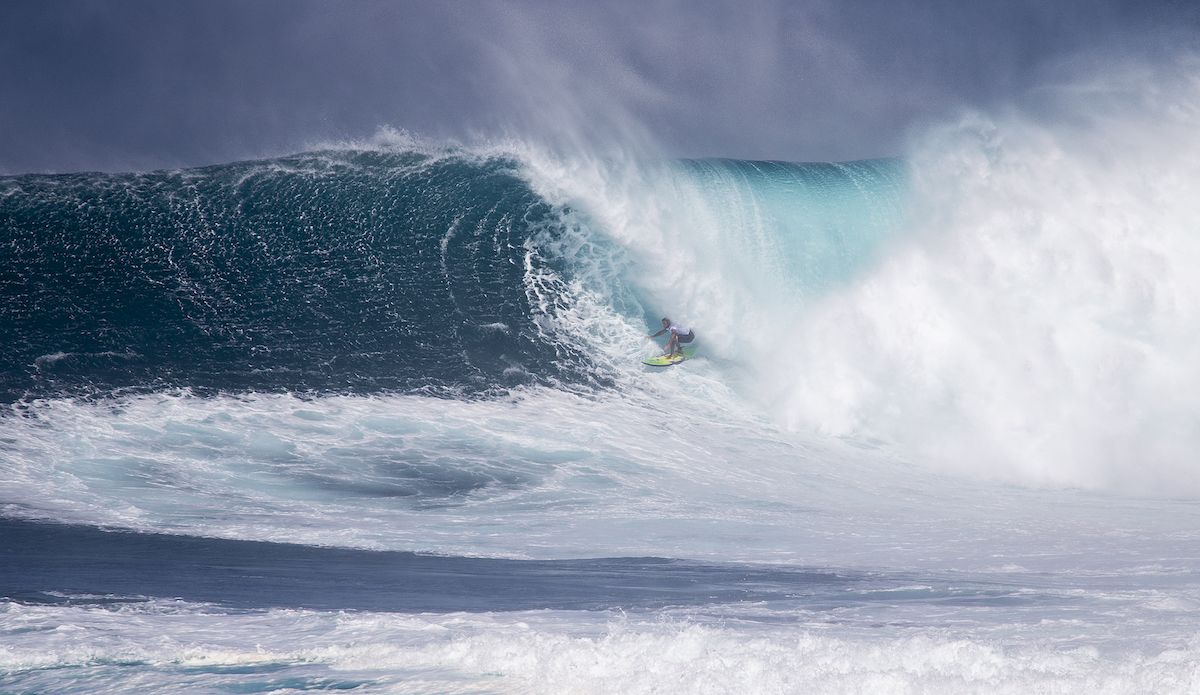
643, 348, 695, 366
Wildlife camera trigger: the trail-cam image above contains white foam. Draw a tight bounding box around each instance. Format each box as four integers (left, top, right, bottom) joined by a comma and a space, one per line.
516, 60, 1200, 497
758, 69, 1200, 495
3, 388, 1198, 578
4, 600, 1200, 695
0, 388, 878, 560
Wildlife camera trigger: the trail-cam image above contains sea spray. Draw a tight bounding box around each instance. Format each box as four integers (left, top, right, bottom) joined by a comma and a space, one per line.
764, 101, 1200, 494
515, 73, 1200, 496
517, 150, 908, 359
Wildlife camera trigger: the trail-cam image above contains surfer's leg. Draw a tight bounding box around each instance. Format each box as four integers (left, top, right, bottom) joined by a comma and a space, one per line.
676, 332, 693, 356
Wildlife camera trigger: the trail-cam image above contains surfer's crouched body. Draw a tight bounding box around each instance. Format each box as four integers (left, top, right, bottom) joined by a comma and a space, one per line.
646, 317, 694, 359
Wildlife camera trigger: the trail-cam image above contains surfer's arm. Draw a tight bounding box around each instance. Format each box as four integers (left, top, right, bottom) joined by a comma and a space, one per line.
647, 328, 667, 338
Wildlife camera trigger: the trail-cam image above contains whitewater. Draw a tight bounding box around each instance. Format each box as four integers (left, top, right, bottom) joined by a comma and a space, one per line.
4, 78, 1200, 693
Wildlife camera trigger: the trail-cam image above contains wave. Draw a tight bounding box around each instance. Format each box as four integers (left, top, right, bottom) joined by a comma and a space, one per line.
0, 145, 906, 403
0, 149, 611, 401
6, 75, 1200, 499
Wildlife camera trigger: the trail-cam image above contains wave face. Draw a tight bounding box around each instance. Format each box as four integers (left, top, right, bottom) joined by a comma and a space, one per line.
0, 150, 606, 401
672, 158, 908, 303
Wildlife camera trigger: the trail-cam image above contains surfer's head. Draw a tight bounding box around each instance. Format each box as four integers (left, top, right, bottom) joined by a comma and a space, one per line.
661, 318, 670, 327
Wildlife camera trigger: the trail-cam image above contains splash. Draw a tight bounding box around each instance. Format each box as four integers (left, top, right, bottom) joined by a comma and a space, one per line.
765, 72, 1200, 494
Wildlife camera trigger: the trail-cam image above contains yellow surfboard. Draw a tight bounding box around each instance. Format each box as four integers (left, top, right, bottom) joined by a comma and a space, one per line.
642, 348, 695, 366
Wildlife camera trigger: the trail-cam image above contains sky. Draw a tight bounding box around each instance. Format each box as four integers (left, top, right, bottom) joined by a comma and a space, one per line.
2, 0, 1198, 174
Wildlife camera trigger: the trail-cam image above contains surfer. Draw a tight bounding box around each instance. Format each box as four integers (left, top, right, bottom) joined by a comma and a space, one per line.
646, 318, 694, 359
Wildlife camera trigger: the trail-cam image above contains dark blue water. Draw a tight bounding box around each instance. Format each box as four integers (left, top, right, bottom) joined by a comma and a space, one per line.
0, 150, 603, 402
1, 518, 1049, 615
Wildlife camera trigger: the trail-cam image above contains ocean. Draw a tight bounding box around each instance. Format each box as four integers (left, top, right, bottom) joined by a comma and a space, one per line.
2, 111, 1200, 693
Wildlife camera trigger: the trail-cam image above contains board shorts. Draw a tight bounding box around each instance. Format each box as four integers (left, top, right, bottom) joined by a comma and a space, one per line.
677, 330, 695, 344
